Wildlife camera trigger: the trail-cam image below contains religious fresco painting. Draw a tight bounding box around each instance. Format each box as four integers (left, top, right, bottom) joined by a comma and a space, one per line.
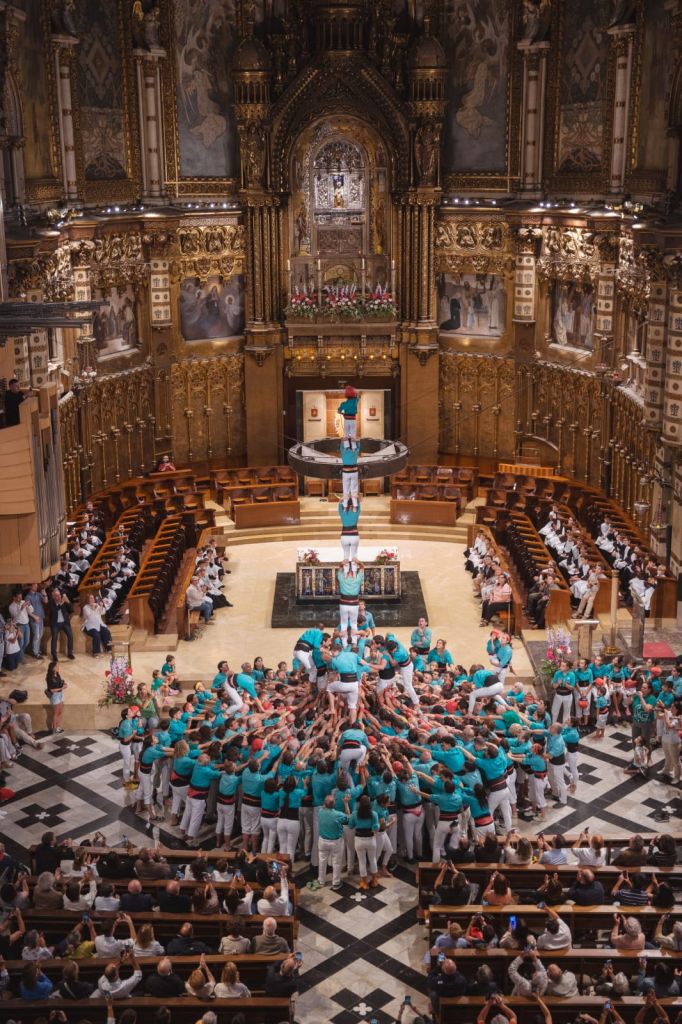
551, 280, 595, 350
20, 0, 56, 181
174, 0, 239, 178
437, 273, 506, 338
441, 0, 510, 173
556, 0, 610, 175
93, 287, 139, 359
179, 274, 245, 342
77, 0, 127, 180
635, 0, 674, 173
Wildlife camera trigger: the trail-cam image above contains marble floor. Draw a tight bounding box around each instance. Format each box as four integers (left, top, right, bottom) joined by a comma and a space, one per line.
1, 723, 679, 1024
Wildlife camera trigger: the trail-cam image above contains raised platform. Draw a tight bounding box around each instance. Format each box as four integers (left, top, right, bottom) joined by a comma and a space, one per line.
271, 571, 427, 628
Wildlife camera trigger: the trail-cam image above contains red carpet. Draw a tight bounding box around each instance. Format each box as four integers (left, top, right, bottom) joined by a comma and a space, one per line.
642, 641, 676, 659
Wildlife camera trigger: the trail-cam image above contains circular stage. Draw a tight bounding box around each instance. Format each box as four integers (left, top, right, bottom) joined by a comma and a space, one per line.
287, 437, 409, 479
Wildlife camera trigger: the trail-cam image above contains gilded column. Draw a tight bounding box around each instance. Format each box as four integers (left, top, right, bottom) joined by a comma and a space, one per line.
607, 24, 636, 195
596, 237, 618, 365
52, 32, 80, 205
517, 42, 550, 194
135, 48, 166, 202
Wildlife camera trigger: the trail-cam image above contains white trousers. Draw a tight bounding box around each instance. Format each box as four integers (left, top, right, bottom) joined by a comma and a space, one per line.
468, 681, 504, 713
489, 659, 510, 686
375, 830, 393, 864
342, 471, 359, 501
547, 762, 568, 804
433, 818, 459, 860
566, 751, 579, 788
138, 772, 153, 806
529, 774, 547, 808
376, 675, 395, 697
355, 835, 378, 877
277, 818, 301, 860
181, 795, 206, 838
398, 661, 420, 706
294, 648, 315, 676
552, 693, 573, 724
400, 807, 424, 858
328, 680, 360, 710
338, 604, 359, 644
341, 535, 359, 562
343, 824, 356, 872
339, 746, 367, 774
216, 803, 236, 839
299, 806, 313, 856
488, 786, 512, 830
343, 419, 357, 439
311, 806, 321, 867
318, 836, 344, 886
261, 816, 279, 853
119, 744, 133, 782
241, 804, 262, 836
170, 784, 188, 817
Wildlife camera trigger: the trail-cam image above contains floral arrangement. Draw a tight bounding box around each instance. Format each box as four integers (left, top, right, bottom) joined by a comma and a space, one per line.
286, 282, 397, 321
322, 283, 362, 320
375, 548, 398, 564
301, 548, 321, 565
538, 626, 572, 690
364, 284, 397, 319
285, 284, 319, 319
99, 654, 136, 707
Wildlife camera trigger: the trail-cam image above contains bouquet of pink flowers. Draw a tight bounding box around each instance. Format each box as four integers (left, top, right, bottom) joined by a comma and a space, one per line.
375, 548, 398, 564
323, 283, 362, 319
301, 548, 320, 565
545, 626, 572, 662
99, 655, 136, 707
286, 284, 319, 319
364, 284, 397, 319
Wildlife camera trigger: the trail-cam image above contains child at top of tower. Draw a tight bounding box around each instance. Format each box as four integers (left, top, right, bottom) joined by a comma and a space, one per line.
338, 386, 359, 440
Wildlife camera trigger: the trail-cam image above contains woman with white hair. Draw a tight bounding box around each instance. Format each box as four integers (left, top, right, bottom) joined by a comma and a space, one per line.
610, 912, 645, 950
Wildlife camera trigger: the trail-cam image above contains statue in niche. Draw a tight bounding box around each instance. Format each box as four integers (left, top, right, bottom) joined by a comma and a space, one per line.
51, 0, 78, 38
132, 1, 161, 51
520, 0, 551, 44
415, 122, 438, 185
333, 175, 345, 208
294, 201, 310, 254
243, 123, 266, 186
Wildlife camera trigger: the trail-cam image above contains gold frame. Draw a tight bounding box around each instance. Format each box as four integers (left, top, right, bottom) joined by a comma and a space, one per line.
71, 0, 141, 204
160, 0, 239, 198
441, 0, 522, 192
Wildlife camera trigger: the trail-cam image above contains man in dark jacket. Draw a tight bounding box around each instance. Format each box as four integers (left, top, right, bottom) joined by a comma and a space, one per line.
427, 957, 468, 1013
118, 880, 154, 913
166, 922, 213, 956
144, 957, 186, 997
154, 880, 192, 914
567, 868, 605, 906
48, 589, 74, 660
264, 956, 300, 998
34, 832, 73, 875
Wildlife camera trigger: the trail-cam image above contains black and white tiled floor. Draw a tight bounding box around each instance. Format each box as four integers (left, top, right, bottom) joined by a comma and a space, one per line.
1, 727, 680, 1024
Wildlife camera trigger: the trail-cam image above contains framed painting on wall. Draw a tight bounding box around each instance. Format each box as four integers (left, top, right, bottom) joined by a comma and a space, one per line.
93, 287, 139, 359
550, 280, 595, 351
437, 272, 506, 338
179, 274, 245, 342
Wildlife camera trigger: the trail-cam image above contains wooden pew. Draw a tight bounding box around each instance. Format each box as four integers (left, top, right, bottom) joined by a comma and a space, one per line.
427, 904, 682, 943
127, 514, 186, 633
234, 499, 301, 529
391, 498, 460, 527
466, 522, 525, 634
21, 909, 297, 946
0, 999, 292, 1024
439, 997, 682, 1024
29, 844, 291, 874
2, 954, 287, 994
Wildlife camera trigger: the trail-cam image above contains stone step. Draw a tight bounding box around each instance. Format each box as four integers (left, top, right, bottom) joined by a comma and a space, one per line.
138, 633, 180, 652
225, 524, 468, 546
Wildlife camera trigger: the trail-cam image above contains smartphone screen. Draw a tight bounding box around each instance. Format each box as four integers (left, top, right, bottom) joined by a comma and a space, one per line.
438, 951, 445, 963
509, 915, 517, 930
